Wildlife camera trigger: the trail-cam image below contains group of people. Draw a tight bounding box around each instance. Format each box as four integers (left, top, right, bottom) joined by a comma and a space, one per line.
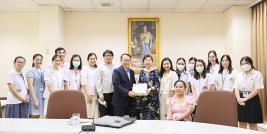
5, 48, 264, 130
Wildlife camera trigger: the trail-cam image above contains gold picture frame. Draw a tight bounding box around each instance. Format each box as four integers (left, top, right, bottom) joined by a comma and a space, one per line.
128, 17, 160, 73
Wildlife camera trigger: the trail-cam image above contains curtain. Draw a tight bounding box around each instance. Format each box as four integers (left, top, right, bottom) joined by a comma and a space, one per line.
251, 0, 267, 123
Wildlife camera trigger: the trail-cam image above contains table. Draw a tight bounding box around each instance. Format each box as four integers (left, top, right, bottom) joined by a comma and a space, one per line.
0, 119, 265, 134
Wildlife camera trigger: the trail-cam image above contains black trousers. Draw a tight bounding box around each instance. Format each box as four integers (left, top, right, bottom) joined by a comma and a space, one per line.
99, 93, 113, 117
113, 105, 134, 117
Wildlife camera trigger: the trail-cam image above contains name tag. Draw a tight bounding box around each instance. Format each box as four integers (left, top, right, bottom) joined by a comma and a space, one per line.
39, 87, 44, 91
242, 92, 249, 97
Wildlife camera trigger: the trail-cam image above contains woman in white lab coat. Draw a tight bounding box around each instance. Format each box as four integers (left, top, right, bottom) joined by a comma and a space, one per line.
43, 55, 65, 115
6, 56, 28, 118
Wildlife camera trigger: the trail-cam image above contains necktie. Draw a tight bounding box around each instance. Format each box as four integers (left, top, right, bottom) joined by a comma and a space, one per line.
127, 70, 130, 80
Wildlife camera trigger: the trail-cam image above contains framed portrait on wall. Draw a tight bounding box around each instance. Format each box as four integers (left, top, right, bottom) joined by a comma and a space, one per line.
128, 17, 160, 73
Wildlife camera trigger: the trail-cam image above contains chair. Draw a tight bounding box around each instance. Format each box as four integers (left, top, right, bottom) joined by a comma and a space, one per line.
46, 90, 87, 119
194, 91, 238, 127
0, 101, 2, 118
0, 97, 7, 118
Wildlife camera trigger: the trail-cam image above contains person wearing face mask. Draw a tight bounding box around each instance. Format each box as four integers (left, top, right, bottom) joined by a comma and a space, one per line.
233, 56, 264, 131
175, 57, 191, 94
190, 59, 208, 103
187, 57, 197, 95
213, 55, 238, 92
64, 54, 84, 91
43, 55, 65, 115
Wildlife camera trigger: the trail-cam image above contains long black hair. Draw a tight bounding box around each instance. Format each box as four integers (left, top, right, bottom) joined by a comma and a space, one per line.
159, 57, 174, 77
218, 54, 233, 74
207, 50, 219, 73
193, 59, 207, 80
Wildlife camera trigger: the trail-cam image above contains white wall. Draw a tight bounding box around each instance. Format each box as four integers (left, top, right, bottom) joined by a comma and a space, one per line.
0, 11, 39, 96
64, 12, 225, 65
224, 6, 251, 69
0, 6, 251, 96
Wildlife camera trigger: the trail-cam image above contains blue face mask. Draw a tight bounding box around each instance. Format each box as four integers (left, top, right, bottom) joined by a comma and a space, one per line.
72, 61, 80, 68
196, 66, 204, 73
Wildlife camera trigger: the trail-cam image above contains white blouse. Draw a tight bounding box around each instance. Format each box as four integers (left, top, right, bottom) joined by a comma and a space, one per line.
207, 64, 220, 85
43, 67, 65, 98
82, 66, 97, 95
179, 71, 191, 83
214, 69, 239, 91
160, 71, 178, 95
233, 69, 264, 92
65, 70, 82, 90
190, 75, 208, 97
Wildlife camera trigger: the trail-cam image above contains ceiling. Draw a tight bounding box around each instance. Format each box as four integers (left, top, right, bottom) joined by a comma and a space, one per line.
0, 0, 259, 12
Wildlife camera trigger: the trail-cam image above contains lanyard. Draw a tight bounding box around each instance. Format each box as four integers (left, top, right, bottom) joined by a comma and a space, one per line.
16, 73, 26, 89
222, 70, 229, 89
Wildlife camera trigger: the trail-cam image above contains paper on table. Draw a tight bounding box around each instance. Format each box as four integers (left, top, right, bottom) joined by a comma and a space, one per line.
132, 83, 151, 96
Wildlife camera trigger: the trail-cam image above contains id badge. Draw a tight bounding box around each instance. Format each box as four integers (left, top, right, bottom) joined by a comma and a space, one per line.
16, 89, 21, 92
243, 92, 249, 97
39, 85, 44, 91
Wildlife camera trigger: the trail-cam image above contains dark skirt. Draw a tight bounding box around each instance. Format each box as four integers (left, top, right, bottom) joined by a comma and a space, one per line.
238, 93, 263, 123
5, 103, 28, 118
134, 90, 160, 120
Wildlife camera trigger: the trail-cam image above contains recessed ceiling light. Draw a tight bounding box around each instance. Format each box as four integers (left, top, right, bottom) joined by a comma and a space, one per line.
101, 2, 113, 7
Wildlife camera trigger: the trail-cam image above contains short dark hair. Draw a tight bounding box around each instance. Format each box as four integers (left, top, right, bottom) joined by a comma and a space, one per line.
87, 53, 97, 68
70, 54, 82, 70
240, 56, 255, 69
13, 56, 26, 64
52, 54, 61, 61
120, 53, 131, 60
54, 47, 65, 54
142, 55, 153, 63
32, 54, 43, 67
103, 50, 114, 57
218, 54, 233, 74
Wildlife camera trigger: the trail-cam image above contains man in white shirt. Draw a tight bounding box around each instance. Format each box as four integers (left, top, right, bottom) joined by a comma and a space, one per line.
96, 50, 117, 117
54, 47, 70, 70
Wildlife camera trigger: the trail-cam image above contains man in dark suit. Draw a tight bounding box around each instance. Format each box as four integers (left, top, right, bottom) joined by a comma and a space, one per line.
112, 53, 136, 117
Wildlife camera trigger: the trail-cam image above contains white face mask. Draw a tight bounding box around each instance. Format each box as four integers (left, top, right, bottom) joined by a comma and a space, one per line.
241, 64, 251, 72
188, 63, 194, 70
176, 64, 185, 71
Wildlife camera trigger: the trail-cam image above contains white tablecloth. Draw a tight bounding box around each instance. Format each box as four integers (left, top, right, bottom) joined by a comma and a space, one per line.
0, 119, 265, 134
